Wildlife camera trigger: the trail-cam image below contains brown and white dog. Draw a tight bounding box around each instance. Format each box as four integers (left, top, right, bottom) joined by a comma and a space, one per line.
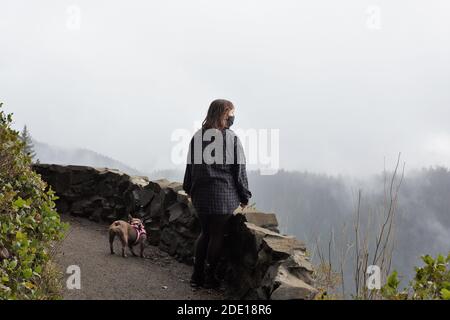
109, 215, 147, 258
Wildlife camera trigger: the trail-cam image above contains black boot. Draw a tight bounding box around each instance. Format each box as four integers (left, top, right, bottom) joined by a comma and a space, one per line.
203, 262, 220, 289
190, 259, 204, 288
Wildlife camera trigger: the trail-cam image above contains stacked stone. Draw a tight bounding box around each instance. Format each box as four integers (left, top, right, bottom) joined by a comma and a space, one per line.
33, 164, 148, 222
138, 180, 199, 264
33, 164, 317, 300
224, 214, 317, 299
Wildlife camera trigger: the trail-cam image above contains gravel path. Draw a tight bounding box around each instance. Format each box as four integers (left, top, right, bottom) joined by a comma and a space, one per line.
54, 215, 224, 300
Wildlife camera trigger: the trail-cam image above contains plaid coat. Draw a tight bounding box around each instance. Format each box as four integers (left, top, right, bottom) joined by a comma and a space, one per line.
183, 128, 252, 215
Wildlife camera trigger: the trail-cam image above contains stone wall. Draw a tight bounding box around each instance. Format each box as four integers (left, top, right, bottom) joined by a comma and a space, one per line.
33, 164, 317, 300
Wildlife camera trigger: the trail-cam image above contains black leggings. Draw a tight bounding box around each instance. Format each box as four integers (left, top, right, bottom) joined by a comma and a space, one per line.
194, 213, 232, 270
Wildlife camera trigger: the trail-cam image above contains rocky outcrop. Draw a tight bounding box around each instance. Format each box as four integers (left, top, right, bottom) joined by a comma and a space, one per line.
33, 164, 318, 300
220, 216, 316, 299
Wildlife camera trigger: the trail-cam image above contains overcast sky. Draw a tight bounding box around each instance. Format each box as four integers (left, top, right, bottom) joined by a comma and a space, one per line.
1, 0, 449, 176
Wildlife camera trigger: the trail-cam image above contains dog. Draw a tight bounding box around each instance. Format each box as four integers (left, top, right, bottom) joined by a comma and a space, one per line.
109, 215, 147, 258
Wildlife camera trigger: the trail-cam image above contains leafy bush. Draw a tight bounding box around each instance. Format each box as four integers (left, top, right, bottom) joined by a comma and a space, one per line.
0, 103, 67, 299
381, 253, 450, 300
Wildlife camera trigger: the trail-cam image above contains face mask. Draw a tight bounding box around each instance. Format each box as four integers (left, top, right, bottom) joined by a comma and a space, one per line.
227, 115, 235, 128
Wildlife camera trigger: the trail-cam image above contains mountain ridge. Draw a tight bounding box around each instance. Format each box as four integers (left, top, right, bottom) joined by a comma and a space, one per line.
33, 140, 145, 176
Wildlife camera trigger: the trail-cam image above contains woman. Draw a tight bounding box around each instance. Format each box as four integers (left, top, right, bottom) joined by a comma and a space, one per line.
183, 99, 252, 289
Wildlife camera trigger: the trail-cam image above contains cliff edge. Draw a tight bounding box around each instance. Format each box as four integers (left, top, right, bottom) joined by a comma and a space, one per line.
33, 163, 318, 300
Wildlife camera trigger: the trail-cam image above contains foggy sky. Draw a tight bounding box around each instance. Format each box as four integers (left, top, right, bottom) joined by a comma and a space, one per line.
1, 0, 450, 176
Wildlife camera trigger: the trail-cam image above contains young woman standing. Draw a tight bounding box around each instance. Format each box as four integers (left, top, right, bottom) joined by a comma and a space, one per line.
183, 99, 252, 289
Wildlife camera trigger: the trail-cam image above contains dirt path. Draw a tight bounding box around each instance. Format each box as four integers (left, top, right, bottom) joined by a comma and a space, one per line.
54, 215, 224, 300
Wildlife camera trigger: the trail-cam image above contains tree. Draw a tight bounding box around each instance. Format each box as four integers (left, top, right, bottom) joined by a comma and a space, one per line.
1, 102, 66, 299
20, 125, 38, 163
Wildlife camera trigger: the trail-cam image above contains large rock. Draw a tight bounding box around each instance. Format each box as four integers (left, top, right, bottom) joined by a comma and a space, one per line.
241, 211, 279, 233
222, 219, 316, 299
268, 263, 317, 300
33, 163, 317, 300
158, 201, 199, 264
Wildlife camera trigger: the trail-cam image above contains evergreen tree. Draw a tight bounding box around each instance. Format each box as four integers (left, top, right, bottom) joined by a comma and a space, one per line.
20, 124, 38, 162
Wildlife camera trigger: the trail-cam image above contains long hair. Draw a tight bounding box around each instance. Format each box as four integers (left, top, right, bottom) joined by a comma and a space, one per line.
202, 99, 234, 130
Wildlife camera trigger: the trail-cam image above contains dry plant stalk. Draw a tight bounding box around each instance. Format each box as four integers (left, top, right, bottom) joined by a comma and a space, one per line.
314, 153, 405, 300
354, 152, 405, 299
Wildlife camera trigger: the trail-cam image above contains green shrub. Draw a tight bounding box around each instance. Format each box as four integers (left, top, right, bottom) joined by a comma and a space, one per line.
0, 103, 67, 299
381, 253, 450, 300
